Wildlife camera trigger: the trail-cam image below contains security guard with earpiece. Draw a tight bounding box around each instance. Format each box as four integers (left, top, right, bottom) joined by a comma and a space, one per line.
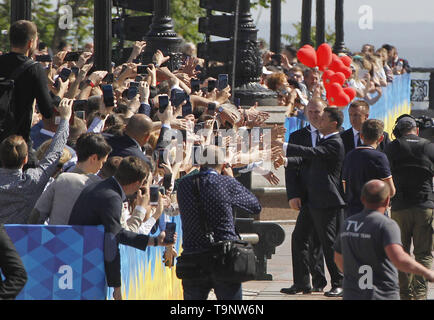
384, 114, 434, 300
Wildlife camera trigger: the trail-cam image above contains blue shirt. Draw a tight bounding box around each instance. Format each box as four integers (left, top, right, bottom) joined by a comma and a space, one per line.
177, 168, 261, 252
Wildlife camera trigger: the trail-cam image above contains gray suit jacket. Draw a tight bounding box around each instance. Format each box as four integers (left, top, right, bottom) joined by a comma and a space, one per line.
32, 169, 101, 225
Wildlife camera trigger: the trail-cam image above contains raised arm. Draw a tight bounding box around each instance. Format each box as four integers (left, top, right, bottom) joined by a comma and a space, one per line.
26, 98, 72, 189
286, 139, 340, 160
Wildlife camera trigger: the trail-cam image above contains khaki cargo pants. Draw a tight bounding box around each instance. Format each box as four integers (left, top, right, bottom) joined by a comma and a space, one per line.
391, 207, 434, 300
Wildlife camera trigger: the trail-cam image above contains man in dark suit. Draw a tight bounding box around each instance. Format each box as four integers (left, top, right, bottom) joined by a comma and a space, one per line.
104, 96, 174, 168
68, 156, 174, 300
281, 98, 327, 295
104, 113, 153, 164
0, 224, 27, 299
340, 100, 390, 155
285, 107, 346, 297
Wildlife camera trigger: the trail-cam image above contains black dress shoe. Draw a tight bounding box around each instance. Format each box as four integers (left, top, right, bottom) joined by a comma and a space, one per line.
324, 287, 343, 297
281, 285, 312, 295
312, 287, 324, 293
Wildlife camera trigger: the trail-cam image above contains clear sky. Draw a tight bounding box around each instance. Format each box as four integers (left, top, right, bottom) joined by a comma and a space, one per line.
251, 0, 434, 67
251, 0, 434, 24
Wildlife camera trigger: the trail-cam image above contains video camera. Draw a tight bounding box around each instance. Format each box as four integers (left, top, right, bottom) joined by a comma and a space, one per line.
416, 116, 434, 142
393, 114, 434, 141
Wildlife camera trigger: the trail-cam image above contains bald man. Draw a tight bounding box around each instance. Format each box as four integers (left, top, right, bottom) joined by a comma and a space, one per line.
334, 180, 434, 300
103, 113, 154, 168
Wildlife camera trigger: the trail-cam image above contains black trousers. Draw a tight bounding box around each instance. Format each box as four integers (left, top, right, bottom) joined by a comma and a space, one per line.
309, 206, 344, 288
291, 205, 327, 288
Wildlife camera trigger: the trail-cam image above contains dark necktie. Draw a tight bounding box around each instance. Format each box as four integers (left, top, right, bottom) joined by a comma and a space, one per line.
356, 133, 362, 147
315, 130, 320, 146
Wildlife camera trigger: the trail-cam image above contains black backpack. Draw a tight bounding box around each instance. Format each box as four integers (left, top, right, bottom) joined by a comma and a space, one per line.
0, 59, 37, 142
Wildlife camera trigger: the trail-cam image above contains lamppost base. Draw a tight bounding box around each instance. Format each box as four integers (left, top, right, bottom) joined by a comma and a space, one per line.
234, 82, 278, 107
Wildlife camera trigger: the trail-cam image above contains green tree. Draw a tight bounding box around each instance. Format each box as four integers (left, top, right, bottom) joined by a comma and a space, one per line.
171, 0, 276, 45
282, 21, 336, 49
0, 0, 94, 53
0, 0, 275, 53
0, 0, 57, 52
171, 0, 205, 44
250, 0, 286, 9
50, 0, 94, 52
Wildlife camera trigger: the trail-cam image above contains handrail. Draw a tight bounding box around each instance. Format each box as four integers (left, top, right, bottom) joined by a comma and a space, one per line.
412, 68, 434, 73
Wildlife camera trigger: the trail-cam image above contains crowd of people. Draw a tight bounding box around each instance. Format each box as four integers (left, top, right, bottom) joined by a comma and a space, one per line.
260, 43, 411, 117
0, 19, 432, 301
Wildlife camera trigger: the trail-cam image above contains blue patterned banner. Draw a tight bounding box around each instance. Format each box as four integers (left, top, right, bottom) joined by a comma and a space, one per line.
5, 225, 106, 300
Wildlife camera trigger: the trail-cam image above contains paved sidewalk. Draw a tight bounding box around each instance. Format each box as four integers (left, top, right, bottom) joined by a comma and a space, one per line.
239, 223, 434, 300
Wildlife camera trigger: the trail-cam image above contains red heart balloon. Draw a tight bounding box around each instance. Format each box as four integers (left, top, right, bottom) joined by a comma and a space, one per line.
328, 83, 350, 107
328, 55, 345, 73
317, 43, 333, 71
344, 87, 356, 101
328, 82, 342, 97
297, 45, 317, 68
327, 92, 335, 106
329, 72, 346, 86
322, 70, 335, 88
339, 66, 352, 79
340, 55, 352, 68
335, 92, 351, 107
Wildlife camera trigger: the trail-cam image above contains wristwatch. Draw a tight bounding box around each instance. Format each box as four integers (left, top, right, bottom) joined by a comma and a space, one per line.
153, 237, 158, 246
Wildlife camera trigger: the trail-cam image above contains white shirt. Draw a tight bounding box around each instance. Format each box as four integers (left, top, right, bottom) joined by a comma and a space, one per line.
322, 131, 340, 140
352, 127, 361, 147
309, 124, 322, 148
282, 125, 322, 154
87, 117, 105, 133
348, 78, 365, 92
283, 125, 323, 167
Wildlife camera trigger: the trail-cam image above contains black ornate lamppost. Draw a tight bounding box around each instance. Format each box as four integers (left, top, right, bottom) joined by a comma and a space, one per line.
94, 0, 112, 72
333, 0, 346, 54
300, 0, 312, 47
143, 0, 183, 71
316, 0, 325, 47
233, 0, 277, 106
11, 0, 31, 24
270, 0, 281, 54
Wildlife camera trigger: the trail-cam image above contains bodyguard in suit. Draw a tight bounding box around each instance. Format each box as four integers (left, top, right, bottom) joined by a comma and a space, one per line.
281, 98, 327, 295
285, 107, 346, 297
341, 100, 390, 154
